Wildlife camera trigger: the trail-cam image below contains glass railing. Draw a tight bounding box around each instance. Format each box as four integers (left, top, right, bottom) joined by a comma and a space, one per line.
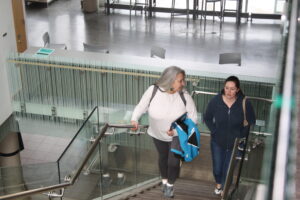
0, 107, 102, 200
57, 106, 99, 185
6, 54, 276, 146
6, 52, 276, 119
97, 126, 159, 198
60, 123, 157, 200
0, 105, 158, 200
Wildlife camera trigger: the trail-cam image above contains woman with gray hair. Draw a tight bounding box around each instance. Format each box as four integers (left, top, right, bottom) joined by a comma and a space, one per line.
131, 66, 198, 198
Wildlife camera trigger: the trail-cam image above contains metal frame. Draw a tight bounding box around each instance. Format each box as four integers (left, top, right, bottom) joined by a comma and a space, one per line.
105, 1, 282, 22
191, 90, 274, 103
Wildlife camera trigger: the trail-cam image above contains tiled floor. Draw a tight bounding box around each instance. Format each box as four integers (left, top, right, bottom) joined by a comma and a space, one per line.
18, 118, 79, 164
20, 133, 69, 164
25, 0, 282, 69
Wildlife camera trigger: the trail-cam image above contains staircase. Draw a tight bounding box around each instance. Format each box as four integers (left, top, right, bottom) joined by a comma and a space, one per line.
114, 178, 220, 200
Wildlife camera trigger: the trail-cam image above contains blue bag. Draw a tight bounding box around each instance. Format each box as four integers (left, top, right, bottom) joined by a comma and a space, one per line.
170, 113, 201, 162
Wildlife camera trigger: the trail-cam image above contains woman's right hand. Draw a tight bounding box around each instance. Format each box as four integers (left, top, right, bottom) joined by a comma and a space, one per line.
131, 120, 139, 131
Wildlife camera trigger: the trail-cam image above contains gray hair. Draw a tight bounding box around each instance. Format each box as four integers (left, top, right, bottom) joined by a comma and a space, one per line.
156, 66, 185, 91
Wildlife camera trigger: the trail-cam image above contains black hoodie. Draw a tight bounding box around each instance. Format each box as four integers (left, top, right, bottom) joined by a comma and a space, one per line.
204, 91, 256, 150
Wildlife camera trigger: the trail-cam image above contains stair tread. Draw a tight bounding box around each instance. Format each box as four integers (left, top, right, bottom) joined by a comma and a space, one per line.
126, 178, 220, 200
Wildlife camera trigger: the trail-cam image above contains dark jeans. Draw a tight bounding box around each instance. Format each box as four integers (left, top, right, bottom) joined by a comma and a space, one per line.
210, 139, 233, 188
152, 137, 181, 184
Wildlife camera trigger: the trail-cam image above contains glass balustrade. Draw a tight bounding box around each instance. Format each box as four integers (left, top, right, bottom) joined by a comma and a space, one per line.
93, 128, 159, 199
6, 53, 275, 135
44, 105, 157, 200
57, 107, 99, 185
0, 109, 153, 200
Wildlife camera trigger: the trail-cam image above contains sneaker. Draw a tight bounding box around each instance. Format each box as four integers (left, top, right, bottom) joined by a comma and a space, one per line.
162, 183, 167, 193
164, 185, 174, 198
214, 187, 222, 195
101, 175, 112, 187
116, 173, 126, 185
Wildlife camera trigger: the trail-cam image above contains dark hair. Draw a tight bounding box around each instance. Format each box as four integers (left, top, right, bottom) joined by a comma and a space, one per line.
222, 76, 243, 95
225, 76, 240, 89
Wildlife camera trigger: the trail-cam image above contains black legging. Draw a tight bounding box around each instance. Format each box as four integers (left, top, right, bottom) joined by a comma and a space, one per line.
152, 137, 181, 184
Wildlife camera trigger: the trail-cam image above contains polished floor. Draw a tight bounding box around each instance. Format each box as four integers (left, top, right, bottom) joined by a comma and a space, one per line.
19, 118, 79, 164
25, 0, 282, 69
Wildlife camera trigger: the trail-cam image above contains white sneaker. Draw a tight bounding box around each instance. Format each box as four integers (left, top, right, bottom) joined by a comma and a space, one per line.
214, 187, 222, 195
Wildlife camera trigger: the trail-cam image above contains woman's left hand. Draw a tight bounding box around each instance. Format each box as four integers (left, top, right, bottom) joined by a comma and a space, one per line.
167, 129, 174, 136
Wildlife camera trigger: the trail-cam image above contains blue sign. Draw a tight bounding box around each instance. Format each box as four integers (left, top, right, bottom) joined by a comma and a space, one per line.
35, 48, 55, 56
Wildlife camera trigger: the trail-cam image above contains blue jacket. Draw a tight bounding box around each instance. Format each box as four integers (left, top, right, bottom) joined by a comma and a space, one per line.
171, 114, 201, 162
204, 91, 256, 150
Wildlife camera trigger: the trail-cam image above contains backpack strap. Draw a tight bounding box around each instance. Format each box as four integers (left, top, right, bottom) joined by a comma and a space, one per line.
149, 84, 187, 106
179, 91, 187, 106
149, 85, 159, 106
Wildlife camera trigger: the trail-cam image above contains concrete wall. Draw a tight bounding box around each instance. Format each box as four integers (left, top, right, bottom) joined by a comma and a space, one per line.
0, 0, 17, 125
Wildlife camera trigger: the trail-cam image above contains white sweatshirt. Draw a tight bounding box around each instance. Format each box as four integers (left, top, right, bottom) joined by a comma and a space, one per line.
131, 85, 198, 142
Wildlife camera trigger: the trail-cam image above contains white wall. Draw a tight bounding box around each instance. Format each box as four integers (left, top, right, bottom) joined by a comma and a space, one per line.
0, 0, 17, 125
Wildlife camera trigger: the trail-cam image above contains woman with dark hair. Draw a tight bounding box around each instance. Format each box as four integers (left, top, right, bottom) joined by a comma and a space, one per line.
204, 76, 256, 195
131, 66, 198, 198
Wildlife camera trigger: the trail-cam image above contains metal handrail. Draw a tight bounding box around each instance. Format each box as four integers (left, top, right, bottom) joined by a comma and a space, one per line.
0, 183, 70, 200
8, 59, 196, 82
0, 121, 148, 200
191, 90, 274, 103
200, 130, 272, 137
108, 124, 148, 129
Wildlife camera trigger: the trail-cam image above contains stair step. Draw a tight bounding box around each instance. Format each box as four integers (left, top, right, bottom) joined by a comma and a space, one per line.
125, 178, 220, 200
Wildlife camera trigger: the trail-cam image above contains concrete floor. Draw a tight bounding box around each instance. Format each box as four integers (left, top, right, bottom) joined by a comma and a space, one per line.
25, 0, 282, 69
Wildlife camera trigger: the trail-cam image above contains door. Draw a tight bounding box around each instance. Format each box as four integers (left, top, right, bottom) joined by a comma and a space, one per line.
12, 0, 27, 52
